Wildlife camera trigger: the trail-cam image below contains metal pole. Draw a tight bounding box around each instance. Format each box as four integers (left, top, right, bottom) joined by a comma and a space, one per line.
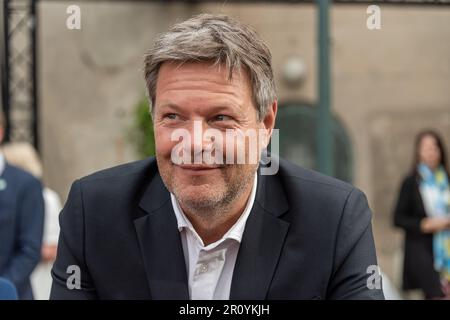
1, 0, 11, 142
316, 0, 333, 176
31, 0, 38, 151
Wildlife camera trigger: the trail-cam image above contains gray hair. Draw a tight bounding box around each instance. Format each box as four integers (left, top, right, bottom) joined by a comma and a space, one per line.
143, 13, 276, 121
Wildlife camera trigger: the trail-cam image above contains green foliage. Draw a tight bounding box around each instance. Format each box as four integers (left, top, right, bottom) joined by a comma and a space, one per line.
129, 98, 155, 159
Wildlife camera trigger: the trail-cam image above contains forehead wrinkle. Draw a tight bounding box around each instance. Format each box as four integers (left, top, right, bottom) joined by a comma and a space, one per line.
156, 62, 254, 114
157, 80, 247, 110
158, 92, 244, 115
157, 62, 251, 96
160, 88, 243, 103
159, 77, 244, 98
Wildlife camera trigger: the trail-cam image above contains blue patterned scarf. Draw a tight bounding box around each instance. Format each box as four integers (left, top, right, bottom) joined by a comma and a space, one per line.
418, 163, 450, 280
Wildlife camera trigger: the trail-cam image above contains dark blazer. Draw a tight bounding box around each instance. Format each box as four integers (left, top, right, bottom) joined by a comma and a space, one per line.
50, 157, 384, 300
393, 175, 443, 298
0, 162, 45, 300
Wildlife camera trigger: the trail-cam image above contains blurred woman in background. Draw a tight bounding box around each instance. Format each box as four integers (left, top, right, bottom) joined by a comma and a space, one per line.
394, 130, 450, 299
1, 142, 61, 300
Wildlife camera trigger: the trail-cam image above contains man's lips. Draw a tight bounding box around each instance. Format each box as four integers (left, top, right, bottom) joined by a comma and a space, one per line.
176, 164, 224, 171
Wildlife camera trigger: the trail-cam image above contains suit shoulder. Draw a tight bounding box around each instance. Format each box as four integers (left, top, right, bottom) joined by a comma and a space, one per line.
275, 159, 371, 240
4, 163, 42, 188
80, 157, 157, 183
402, 174, 417, 185
278, 158, 354, 194
396, 174, 417, 193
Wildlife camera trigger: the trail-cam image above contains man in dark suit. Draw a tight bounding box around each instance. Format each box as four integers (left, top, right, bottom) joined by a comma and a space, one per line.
50, 14, 384, 300
0, 111, 45, 299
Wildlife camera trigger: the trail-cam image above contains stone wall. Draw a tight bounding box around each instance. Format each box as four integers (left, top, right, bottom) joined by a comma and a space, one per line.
38, 2, 450, 287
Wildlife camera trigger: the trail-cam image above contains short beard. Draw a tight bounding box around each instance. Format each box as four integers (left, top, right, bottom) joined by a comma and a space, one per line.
177, 169, 255, 220
157, 157, 257, 222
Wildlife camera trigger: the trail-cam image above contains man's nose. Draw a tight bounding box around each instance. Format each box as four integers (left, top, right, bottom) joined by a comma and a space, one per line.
185, 120, 216, 164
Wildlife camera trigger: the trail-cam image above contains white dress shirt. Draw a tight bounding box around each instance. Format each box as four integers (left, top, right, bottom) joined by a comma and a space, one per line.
31, 187, 62, 300
0, 152, 5, 175
170, 173, 257, 300
0, 153, 6, 192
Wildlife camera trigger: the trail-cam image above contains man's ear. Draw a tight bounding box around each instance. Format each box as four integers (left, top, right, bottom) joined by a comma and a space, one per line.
0, 127, 4, 145
264, 100, 277, 131
260, 100, 277, 147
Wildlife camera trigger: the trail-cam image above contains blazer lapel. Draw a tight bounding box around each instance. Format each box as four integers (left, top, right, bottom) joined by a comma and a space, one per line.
134, 173, 189, 300
133, 165, 290, 300
230, 170, 290, 300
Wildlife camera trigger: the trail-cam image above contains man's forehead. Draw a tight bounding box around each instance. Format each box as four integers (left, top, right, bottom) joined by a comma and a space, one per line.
158, 61, 250, 84
154, 61, 256, 116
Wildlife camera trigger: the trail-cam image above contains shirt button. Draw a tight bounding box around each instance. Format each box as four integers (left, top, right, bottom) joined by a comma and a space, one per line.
199, 264, 209, 273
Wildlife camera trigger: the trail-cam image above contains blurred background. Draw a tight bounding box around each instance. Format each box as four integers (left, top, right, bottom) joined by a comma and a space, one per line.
1, 0, 449, 299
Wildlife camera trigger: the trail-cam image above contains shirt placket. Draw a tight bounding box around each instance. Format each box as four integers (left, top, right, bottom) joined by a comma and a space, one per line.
191, 248, 227, 300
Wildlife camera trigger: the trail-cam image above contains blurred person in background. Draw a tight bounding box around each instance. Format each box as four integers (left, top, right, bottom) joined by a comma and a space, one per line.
0, 110, 45, 299
2, 142, 61, 300
394, 130, 450, 299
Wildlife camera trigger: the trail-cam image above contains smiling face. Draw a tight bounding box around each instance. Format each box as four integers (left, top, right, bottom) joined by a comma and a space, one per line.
153, 61, 275, 214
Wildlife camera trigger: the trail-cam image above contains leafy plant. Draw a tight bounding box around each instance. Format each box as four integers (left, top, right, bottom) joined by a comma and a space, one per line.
129, 98, 155, 159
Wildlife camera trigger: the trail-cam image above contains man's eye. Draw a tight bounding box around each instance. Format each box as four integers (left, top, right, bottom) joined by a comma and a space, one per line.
164, 113, 178, 120
213, 115, 232, 122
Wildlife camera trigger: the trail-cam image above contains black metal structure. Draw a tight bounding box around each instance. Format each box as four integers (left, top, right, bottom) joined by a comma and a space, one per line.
1, 0, 38, 149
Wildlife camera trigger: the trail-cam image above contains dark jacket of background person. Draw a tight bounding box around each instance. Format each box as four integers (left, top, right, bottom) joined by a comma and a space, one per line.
0, 162, 45, 299
50, 157, 384, 300
394, 175, 443, 298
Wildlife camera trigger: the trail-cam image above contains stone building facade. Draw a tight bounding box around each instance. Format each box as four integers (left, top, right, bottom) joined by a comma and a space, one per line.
38, 2, 450, 290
